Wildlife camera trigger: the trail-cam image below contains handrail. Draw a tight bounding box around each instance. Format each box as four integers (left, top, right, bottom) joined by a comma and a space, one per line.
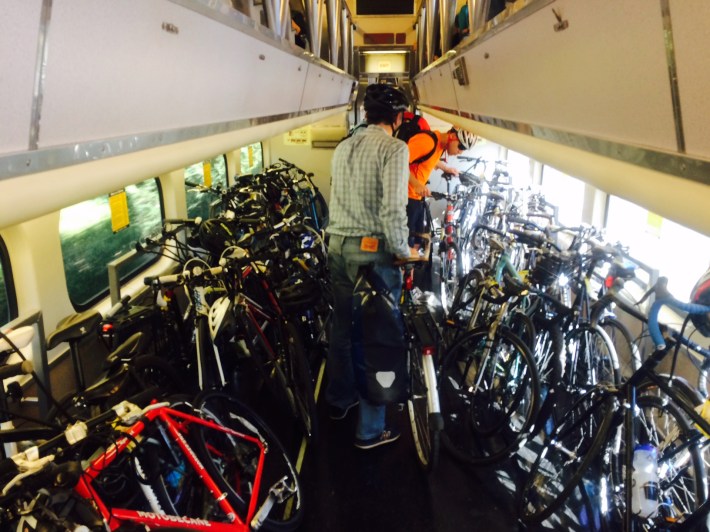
0, 311, 51, 418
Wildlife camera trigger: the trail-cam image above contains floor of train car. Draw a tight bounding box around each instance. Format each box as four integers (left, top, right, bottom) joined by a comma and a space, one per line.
252, 365, 603, 532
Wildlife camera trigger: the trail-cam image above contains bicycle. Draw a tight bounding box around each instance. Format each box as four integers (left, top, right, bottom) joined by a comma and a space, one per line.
0, 392, 303, 531
353, 260, 444, 472
518, 284, 710, 530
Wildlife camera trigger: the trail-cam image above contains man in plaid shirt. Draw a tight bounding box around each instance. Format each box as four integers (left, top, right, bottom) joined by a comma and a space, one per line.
326, 84, 416, 450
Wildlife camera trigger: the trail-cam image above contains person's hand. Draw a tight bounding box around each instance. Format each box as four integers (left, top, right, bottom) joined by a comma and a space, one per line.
394, 247, 424, 265
444, 166, 459, 176
413, 181, 428, 197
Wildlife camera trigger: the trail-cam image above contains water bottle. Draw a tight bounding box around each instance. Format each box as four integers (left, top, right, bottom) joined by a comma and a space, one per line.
631, 443, 659, 518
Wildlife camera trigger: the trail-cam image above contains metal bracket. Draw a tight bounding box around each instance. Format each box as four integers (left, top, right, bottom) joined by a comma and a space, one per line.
552, 8, 568, 32
452, 57, 469, 86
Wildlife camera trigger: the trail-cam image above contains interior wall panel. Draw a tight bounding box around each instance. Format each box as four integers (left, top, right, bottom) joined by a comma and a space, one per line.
300, 63, 354, 110
439, 0, 677, 151
40, 0, 310, 147
670, 0, 710, 159
0, 0, 43, 153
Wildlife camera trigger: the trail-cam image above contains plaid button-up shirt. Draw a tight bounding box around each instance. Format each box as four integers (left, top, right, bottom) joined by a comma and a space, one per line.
327, 124, 410, 259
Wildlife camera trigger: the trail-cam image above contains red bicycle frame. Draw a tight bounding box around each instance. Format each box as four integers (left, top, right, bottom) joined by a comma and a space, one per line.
73, 404, 266, 531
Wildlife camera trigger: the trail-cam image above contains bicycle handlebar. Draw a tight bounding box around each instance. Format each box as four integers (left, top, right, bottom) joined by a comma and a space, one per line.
164, 217, 203, 226
144, 265, 224, 287
649, 298, 710, 349
104, 295, 131, 319
0, 360, 33, 381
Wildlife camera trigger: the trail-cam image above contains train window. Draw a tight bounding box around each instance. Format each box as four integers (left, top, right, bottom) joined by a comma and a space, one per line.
59, 179, 163, 308
0, 237, 17, 326
186, 155, 228, 219
540, 166, 585, 226
240, 142, 263, 175
605, 195, 710, 298
505, 150, 533, 188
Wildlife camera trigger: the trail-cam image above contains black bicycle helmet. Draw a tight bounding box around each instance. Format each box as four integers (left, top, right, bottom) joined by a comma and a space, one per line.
198, 218, 237, 255
690, 267, 710, 336
363, 84, 408, 120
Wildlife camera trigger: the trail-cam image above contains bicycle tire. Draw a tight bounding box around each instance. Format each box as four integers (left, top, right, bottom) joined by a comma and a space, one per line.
518, 388, 616, 525
448, 266, 487, 330
439, 240, 463, 314
407, 346, 441, 472
506, 309, 535, 351
284, 320, 319, 440
564, 323, 621, 396
134, 399, 203, 518
602, 394, 707, 530
193, 391, 304, 532
440, 326, 540, 465
242, 309, 318, 440
598, 315, 640, 380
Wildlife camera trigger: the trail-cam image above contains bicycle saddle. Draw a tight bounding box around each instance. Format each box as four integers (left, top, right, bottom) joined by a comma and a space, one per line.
47, 310, 102, 349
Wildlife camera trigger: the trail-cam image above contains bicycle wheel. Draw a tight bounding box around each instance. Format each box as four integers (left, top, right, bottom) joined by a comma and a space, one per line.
284, 321, 319, 440
440, 326, 540, 465
407, 345, 442, 472
447, 266, 487, 333
193, 391, 304, 532
133, 408, 203, 518
602, 394, 707, 530
524, 317, 564, 446
564, 323, 620, 396
439, 240, 463, 314
518, 389, 616, 525
598, 315, 640, 381
245, 316, 317, 440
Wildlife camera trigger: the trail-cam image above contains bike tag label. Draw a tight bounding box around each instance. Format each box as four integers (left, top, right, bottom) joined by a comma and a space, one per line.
360, 236, 379, 252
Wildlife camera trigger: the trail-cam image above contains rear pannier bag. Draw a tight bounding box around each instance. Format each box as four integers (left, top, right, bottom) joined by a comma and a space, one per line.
351, 266, 408, 405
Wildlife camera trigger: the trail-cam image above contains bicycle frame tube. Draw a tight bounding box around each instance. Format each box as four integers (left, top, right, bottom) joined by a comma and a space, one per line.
74, 406, 266, 531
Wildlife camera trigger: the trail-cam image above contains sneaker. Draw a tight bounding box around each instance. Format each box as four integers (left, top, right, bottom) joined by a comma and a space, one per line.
328, 400, 359, 420
354, 427, 401, 450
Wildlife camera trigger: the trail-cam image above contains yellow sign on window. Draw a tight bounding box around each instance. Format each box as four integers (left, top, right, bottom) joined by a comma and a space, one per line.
646, 211, 662, 238
109, 190, 130, 233
203, 161, 212, 188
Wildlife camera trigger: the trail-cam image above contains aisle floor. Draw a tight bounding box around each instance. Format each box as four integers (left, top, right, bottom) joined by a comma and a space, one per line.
287, 394, 602, 532
295, 400, 519, 532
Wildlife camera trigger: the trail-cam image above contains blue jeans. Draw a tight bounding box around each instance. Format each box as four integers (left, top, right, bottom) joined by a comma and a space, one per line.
326, 235, 403, 440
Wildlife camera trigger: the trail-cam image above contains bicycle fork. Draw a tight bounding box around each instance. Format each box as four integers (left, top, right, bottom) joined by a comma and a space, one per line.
421, 346, 442, 417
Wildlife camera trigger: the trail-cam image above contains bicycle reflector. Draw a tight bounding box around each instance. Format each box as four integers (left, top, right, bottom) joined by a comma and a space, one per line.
404, 269, 415, 291
422, 345, 436, 356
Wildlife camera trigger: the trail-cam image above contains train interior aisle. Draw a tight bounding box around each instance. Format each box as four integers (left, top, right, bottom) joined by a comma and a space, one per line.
2, 0, 710, 530
249, 332, 611, 532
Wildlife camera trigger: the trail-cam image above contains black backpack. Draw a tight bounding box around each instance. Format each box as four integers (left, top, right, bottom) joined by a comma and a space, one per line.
395, 114, 438, 165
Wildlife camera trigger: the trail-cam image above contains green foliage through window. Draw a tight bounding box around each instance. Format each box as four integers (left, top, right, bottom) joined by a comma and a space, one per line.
186, 155, 228, 220
60, 179, 163, 307
240, 143, 263, 175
